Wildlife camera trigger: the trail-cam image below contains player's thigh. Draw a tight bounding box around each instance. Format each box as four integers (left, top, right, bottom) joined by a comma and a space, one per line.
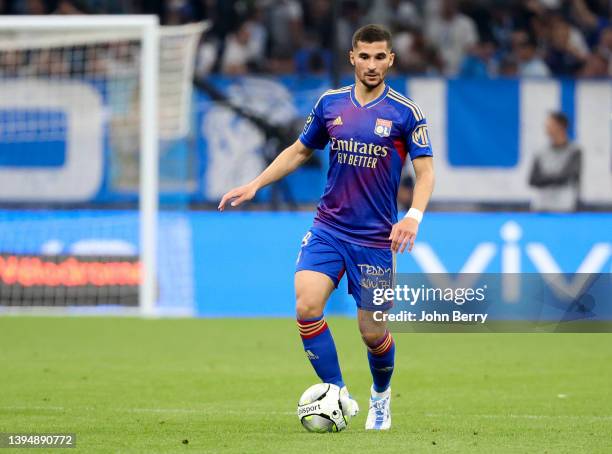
295, 229, 345, 318
294, 270, 336, 318
344, 244, 393, 343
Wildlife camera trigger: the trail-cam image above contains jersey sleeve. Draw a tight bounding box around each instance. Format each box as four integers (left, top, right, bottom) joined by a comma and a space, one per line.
405, 117, 433, 160
299, 98, 329, 150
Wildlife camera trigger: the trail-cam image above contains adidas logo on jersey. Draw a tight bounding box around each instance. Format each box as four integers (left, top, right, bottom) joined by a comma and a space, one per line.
333, 116, 343, 126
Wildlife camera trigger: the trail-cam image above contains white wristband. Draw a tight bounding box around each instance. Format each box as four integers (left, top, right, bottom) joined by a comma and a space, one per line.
404, 208, 423, 224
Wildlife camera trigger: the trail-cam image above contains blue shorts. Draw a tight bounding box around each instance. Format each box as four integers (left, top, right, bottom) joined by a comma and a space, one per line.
295, 227, 394, 311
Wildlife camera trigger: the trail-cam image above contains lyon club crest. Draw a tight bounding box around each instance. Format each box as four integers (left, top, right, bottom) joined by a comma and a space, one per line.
374, 118, 392, 137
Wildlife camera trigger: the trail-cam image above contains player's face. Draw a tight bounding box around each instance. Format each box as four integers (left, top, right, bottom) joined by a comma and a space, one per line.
350, 41, 394, 89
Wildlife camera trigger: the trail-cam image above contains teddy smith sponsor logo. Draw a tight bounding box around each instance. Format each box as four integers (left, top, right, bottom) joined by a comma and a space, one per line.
330, 137, 389, 169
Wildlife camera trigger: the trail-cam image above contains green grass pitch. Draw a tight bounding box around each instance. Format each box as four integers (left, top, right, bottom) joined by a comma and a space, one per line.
1, 317, 611, 453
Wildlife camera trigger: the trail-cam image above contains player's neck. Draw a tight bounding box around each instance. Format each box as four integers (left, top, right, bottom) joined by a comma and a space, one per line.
354, 81, 386, 106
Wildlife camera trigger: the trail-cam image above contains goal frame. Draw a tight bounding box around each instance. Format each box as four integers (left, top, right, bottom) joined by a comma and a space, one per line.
0, 15, 160, 316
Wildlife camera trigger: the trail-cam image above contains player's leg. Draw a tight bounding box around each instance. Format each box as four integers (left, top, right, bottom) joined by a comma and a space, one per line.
295, 270, 346, 387
295, 230, 347, 389
295, 229, 360, 418
358, 309, 395, 395
359, 308, 394, 430
344, 244, 395, 429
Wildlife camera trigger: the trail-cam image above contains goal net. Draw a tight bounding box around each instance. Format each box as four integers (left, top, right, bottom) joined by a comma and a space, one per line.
0, 16, 205, 315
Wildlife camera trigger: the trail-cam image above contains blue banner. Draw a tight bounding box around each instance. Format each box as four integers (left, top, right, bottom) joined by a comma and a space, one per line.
0, 210, 610, 318
447, 79, 519, 167
191, 212, 612, 317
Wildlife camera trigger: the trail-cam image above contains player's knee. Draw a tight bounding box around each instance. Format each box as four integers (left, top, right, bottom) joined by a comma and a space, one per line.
359, 327, 386, 347
295, 291, 324, 320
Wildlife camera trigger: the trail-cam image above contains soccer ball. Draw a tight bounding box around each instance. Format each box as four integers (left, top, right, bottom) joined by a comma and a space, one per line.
297, 383, 348, 433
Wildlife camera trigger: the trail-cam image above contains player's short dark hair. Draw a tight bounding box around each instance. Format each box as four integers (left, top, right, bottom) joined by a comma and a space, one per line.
352, 24, 392, 49
549, 111, 569, 130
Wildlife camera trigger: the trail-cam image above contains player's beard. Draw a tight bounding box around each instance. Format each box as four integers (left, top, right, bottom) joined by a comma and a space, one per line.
360, 71, 385, 89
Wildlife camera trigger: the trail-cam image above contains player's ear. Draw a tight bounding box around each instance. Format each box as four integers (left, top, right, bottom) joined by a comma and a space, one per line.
389, 52, 395, 67
349, 50, 355, 66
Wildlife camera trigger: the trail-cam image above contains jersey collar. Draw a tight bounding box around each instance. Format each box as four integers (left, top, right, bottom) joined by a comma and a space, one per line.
350, 83, 389, 109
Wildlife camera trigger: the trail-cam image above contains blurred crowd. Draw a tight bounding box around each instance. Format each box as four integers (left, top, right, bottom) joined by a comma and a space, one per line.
1, 0, 611, 78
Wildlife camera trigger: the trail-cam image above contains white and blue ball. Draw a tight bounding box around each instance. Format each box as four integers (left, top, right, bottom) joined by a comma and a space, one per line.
297, 383, 348, 433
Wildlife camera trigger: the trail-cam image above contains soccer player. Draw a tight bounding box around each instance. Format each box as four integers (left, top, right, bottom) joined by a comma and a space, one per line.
218, 24, 435, 430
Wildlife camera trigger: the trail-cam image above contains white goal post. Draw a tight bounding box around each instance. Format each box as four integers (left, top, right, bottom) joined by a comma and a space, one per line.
0, 16, 206, 316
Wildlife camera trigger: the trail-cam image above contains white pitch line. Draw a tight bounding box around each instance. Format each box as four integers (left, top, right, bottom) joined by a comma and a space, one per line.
126, 408, 208, 414
425, 413, 612, 421
1, 406, 294, 416
1, 406, 66, 411
4, 407, 611, 420
125, 408, 295, 415
121, 408, 295, 416
4, 407, 611, 421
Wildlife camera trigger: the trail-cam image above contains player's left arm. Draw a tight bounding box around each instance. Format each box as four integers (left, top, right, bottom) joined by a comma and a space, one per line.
389, 156, 434, 253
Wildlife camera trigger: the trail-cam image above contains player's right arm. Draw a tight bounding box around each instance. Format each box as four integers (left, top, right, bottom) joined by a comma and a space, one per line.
219, 96, 330, 211
217, 139, 314, 210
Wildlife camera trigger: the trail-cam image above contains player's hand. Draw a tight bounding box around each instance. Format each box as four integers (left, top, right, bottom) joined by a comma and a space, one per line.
389, 217, 419, 253
218, 182, 258, 211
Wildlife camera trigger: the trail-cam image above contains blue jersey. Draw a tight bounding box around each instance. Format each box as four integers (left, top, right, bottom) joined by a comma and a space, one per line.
299, 84, 433, 248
